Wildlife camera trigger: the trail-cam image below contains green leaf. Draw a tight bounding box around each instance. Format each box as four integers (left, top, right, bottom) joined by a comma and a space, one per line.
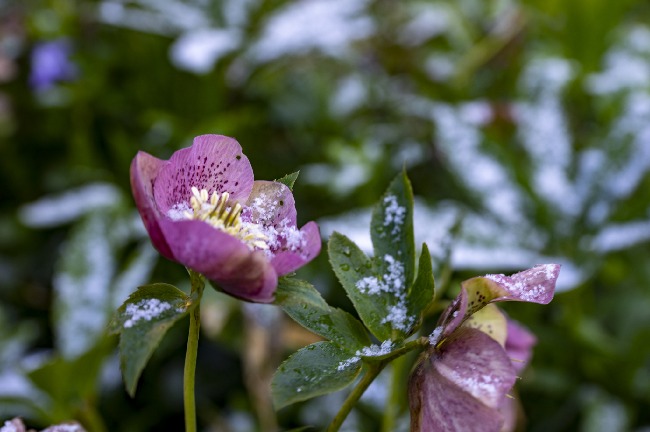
274, 277, 370, 351
276, 171, 300, 191
53, 213, 116, 359
406, 243, 436, 335
109, 283, 191, 396
329, 232, 394, 340
370, 171, 416, 290
27, 336, 114, 421
271, 341, 362, 409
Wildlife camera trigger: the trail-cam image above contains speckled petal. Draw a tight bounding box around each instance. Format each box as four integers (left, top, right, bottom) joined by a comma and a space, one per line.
409, 328, 516, 432
159, 218, 277, 302
244, 180, 297, 228
436, 285, 469, 340
478, 264, 560, 304
130, 151, 174, 260
434, 328, 517, 409
270, 221, 322, 275
504, 319, 537, 373
153, 135, 254, 215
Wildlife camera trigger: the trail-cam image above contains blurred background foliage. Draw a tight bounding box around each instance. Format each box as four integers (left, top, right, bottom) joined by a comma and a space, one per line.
1, 0, 650, 431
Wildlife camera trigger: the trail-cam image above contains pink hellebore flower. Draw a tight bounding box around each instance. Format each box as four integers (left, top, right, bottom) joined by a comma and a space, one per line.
130, 134, 321, 303
409, 264, 561, 432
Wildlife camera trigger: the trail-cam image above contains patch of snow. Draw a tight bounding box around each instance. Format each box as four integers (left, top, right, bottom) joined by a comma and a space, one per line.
19, 183, 121, 228
170, 28, 241, 74
123, 298, 175, 328
248, 0, 374, 62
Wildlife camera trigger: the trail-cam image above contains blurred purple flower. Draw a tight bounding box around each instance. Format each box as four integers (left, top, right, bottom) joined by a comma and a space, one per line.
130, 134, 321, 303
409, 264, 560, 432
29, 38, 77, 91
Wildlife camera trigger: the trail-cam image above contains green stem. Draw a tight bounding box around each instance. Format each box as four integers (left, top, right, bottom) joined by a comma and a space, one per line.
78, 399, 108, 432
382, 355, 408, 432
326, 364, 384, 432
326, 337, 430, 432
184, 270, 204, 432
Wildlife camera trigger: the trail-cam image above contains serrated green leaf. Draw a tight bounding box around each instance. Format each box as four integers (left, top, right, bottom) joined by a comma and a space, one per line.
274, 277, 370, 351
329, 232, 394, 341
406, 243, 436, 336
276, 171, 300, 191
110, 283, 191, 396
272, 341, 362, 409
370, 171, 416, 290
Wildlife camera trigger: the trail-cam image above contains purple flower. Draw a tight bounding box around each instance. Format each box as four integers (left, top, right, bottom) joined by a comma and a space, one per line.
130, 134, 321, 303
29, 38, 77, 91
409, 264, 560, 432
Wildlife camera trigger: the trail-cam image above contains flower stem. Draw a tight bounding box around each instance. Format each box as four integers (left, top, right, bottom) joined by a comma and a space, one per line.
326, 364, 384, 432
326, 337, 430, 432
184, 270, 205, 432
382, 355, 408, 432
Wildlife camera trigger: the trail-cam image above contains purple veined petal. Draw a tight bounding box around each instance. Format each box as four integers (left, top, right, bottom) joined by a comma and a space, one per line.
130, 151, 174, 260
434, 327, 517, 410
270, 221, 322, 275
153, 135, 255, 215
482, 264, 560, 304
159, 218, 277, 303
244, 180, 297, 228
409, 327, 517, 432
505, 319, 537, 373
436, 285, 469, 341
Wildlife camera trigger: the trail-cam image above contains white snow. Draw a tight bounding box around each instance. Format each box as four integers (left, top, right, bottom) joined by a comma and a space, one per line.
123, 298, 175, 328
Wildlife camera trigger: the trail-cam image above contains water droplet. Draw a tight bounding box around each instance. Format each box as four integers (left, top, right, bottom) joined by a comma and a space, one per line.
342, 247, 351, 257
340, 264, 350, 271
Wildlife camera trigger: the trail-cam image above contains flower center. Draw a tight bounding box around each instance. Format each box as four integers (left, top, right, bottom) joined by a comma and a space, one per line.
172, 187, 269, 250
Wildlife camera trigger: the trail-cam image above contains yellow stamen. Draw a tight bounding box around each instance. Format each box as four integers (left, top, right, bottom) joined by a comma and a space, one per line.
184, 188, 269, 251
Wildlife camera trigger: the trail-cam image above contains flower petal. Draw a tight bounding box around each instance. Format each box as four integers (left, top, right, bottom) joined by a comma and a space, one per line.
160, 218, 277, 302
153, 134, 254, 214
463, 303, 507, 347
504, 319, 537, 373
270, 221, 322, 275
409, 328, 516, 432
244, 180, 297, 228
480, 264, 560, 304
130, 151, 174, 260
434, 328, 517, 409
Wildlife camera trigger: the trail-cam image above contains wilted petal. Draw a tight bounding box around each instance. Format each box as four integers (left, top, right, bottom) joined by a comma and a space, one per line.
270, 221, 322, 275
130, 151, 174, 260
153, 135, 254, 214
409, 328, 517, 432
436, 285, 469, 341
505, 319, 537, 373
480, 264, 560, 304
160, 218, 277, 302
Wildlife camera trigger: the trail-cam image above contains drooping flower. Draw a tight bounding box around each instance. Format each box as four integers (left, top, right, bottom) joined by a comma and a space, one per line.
130, 134, 321, 302
29, 39, 77, 91
409, 264, 560, 432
